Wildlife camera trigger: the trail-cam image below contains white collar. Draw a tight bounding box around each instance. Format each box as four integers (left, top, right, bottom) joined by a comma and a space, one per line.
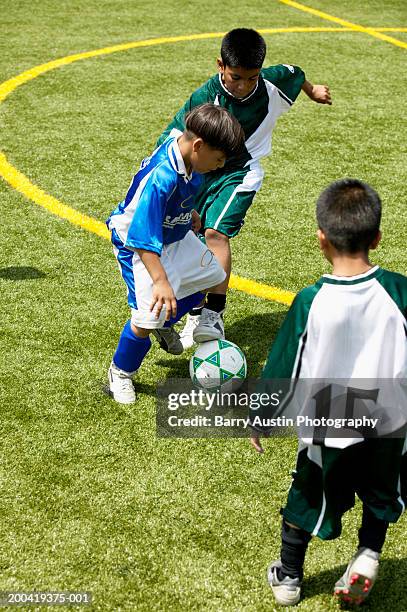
168, 131, 192, 180
323, 265, 379, 281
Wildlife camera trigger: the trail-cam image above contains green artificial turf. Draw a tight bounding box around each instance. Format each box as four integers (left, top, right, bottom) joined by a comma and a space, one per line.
0, 1, 406, 609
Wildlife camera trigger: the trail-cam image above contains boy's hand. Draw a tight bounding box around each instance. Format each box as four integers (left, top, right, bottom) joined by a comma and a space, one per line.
191, 209, 201, 233
150, 279, 177, 320
250, 432, 270, 453
250, 436, 265, 453
310, 84, 332, 105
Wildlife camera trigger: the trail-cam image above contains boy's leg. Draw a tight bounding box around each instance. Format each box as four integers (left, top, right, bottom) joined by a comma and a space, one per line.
153, 292, 205, 353
358, 505, 389, 553
334, 505, 387, 605
267, 520, 311, 606
109, 320, 152, 404
159, 231, 226, 347
334, 437, 405, 605
180, 164, 263, 348
268, 442, 355, 606
204, 229, 231, 297
279, 520, 312, 580
180, 231, 231, 348
109, 292, 206, 403
188, 229, 230, 344
111, 230, 186, 357
188, 224, 245, 345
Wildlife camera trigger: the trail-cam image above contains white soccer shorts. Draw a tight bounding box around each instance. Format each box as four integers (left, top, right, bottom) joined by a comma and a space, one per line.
114, 230, 226, 329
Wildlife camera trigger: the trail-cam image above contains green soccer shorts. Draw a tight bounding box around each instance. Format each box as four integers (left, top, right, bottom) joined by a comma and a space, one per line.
194, 162, 264, 238
282, 437, 407, 540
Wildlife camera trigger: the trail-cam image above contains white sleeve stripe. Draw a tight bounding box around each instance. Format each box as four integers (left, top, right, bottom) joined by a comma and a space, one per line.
277, 87, 294, 106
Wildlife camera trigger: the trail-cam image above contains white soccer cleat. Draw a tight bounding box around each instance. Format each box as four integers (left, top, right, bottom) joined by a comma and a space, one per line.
267, 560, 302, 606
193, 308, 225, 343
152, 326, 183, 355
179, 314, 201, 349
108, 361, 136, 404
334, 547, 380, 605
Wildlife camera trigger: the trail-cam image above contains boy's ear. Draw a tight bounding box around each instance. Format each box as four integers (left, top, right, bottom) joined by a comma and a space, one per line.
370, 230, 382, 250
217, 58, 224, 73
192, 137, 204, 152
317, 228, 327, 249
317, 229, 333, 263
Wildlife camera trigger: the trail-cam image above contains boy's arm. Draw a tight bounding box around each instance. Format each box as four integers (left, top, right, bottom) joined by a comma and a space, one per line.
125, 169, 174, 254
137, 208, 201, 319
301, 79, 332, 105
262, 65, 331, 109
136, 249, 177, 320
124, 166, 179, 320
262, 64, 305, 106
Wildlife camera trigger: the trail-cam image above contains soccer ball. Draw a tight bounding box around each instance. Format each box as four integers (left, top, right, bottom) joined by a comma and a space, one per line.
189, 339, 247, 392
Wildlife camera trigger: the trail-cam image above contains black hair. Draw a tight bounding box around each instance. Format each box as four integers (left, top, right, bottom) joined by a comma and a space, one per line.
184, 103, 245, 158
316, 178, 382, 253
220, 28, 266, 69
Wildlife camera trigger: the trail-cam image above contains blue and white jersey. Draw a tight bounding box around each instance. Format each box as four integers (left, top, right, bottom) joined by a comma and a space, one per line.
107, 131, 202, 254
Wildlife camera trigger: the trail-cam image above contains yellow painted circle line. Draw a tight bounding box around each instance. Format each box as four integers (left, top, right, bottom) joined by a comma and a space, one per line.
279, 0, 407, 50
0, 151, 110, 239
1, 25, 406, 305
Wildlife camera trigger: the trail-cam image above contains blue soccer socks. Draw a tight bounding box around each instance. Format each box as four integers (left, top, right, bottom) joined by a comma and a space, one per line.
113, 320, 152, 374
112, 293, 205, 374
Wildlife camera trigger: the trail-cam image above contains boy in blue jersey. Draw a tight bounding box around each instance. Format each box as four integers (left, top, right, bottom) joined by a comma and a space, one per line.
106, 104, 244, 404
250, 179, 407, 606
157, 28, 331, 349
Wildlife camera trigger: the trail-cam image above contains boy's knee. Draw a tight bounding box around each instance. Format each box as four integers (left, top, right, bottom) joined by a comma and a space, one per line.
282, 519, 312, 545
131, 323, 151, 338
205, 228, 230, 245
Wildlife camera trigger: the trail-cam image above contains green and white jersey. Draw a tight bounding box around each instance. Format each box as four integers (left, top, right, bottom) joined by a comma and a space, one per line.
257, 267, 407, 447
262, 266, 407, 380
157, 64, 305, 168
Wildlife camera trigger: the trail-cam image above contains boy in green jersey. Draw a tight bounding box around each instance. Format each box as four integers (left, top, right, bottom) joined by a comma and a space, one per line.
156, 28, 331, 349
250, 179, 407, 606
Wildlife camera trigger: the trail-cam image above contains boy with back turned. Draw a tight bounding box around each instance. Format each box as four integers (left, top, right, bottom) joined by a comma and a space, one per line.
156, 28, 331, 350
250, 179, 407, 606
